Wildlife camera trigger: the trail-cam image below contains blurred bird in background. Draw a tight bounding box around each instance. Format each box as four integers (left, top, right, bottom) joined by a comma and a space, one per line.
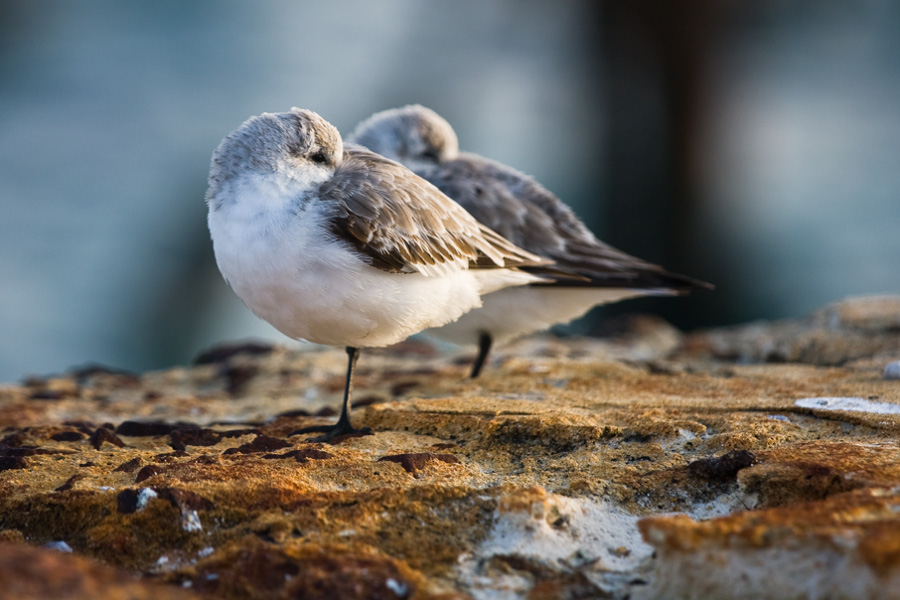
351, 105, 712, 377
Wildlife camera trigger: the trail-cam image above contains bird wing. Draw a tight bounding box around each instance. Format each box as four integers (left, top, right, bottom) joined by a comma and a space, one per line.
319, 144, 550, 278
417, 154, 711, 291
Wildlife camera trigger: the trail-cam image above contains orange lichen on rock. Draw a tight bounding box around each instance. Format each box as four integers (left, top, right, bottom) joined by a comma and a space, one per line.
1, 296, 900, 599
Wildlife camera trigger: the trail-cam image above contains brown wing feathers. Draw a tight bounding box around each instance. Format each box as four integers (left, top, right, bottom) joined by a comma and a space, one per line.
322, 146, 549, 275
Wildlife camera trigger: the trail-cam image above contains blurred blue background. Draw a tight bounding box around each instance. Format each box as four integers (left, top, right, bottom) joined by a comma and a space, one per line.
1, 1, 898, 382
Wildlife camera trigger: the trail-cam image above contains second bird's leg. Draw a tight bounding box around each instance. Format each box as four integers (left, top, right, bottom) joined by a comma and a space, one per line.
470, 332, 493, 379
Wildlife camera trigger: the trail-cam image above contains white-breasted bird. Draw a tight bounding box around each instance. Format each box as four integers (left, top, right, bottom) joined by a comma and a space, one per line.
207, 108, 551, 440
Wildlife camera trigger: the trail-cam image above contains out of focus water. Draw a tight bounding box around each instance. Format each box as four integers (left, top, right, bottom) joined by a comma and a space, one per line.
1, 1, 898, 382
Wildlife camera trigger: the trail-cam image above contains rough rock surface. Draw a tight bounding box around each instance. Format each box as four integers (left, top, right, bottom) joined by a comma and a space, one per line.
683, 294, 900, 367
1, 296, 899, 599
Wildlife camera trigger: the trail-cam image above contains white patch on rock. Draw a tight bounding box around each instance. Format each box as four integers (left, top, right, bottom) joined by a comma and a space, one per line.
136, 487, 158, 510
457, 489, 653, 599
385, 578, 408, 596
795, 396, 900, 414
884, 361, 900, 380
43, 541, 73, 553
677, 428, 697, 440
182, 509, 203, 532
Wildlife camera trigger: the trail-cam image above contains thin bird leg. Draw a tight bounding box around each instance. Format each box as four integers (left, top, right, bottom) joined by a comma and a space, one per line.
470, 332, 493, 379
291, 346, 371, 441
332, 345, 360, 433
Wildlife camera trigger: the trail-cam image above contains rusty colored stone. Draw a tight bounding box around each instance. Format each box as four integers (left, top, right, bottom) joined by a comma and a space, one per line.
0, 542, 200, 600
378, 453, 461, 474
0, 298, 899, 598
89, 427, 125, 450
222, 434, 290, 455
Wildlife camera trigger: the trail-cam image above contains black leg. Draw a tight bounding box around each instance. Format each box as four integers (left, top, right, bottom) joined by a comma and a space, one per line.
290, 346, 371, 442
470, 332, 493, 379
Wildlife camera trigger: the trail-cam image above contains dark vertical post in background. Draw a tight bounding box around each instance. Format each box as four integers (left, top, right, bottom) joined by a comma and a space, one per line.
597, 1, 721, 330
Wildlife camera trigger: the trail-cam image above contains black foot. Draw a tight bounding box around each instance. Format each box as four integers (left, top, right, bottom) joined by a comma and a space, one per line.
289, 422, 372, 443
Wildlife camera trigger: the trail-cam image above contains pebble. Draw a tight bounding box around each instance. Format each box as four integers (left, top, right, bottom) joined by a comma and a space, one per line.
885, 361, 900, 380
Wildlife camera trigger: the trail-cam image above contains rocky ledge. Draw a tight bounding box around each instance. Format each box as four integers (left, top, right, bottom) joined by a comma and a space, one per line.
1, 296, 899, 600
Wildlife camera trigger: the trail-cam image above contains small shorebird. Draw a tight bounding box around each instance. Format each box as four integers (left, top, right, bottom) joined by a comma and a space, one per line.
351, 105, 712, 377
206, 108, 550, 440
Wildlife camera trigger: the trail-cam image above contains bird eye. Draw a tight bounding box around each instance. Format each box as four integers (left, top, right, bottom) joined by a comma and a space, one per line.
310, 151, 328, 164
